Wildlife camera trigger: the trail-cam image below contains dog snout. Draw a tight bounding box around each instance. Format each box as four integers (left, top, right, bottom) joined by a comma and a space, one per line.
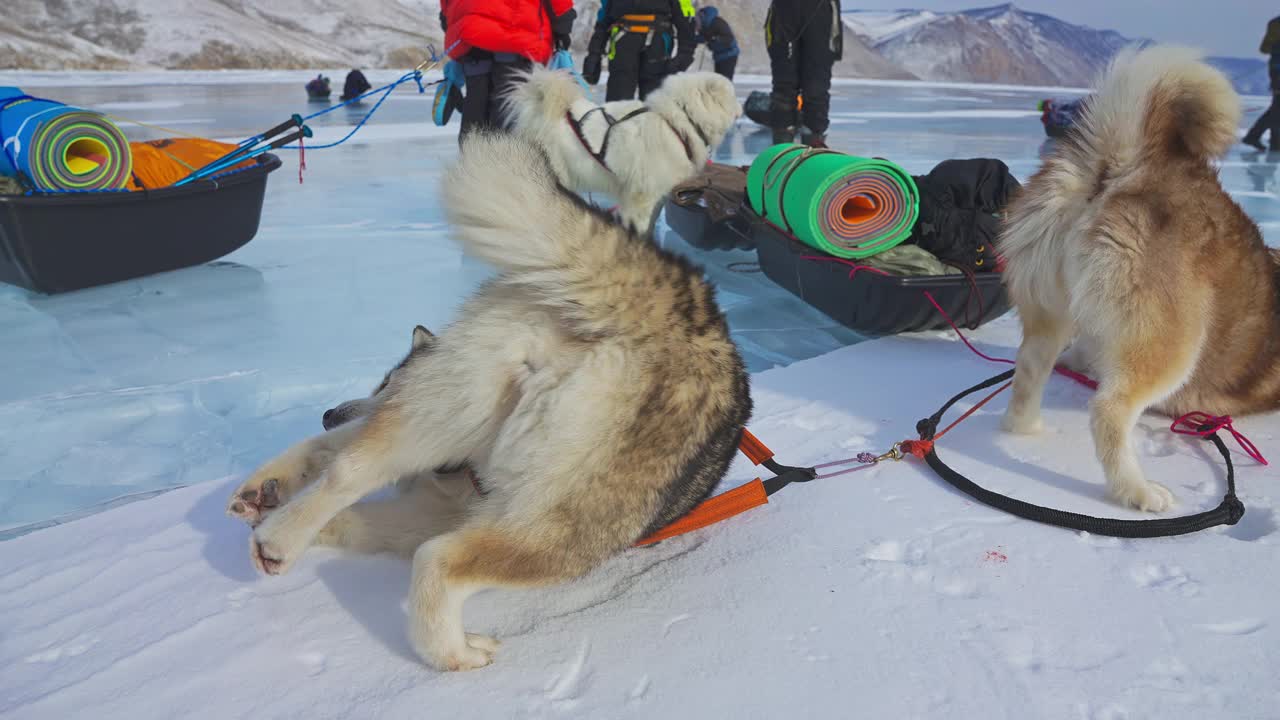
322, 408, 338, 431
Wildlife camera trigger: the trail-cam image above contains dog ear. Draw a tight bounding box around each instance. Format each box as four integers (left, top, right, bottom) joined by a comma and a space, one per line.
412, 325, 435, 349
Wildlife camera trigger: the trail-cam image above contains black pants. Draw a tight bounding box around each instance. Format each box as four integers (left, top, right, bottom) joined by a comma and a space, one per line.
767, 7, 836, 137
713, 56, 737, 80
1244, 93, 1280, 150
459, 52, 533, 142
606, 31, 672, 101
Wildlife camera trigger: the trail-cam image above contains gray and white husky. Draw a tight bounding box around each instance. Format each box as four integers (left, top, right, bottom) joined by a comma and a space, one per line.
228, 133, 752, 671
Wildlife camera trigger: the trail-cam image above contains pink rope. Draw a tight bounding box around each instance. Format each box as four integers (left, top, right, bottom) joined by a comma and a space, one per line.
798, 254, 891, 281
1171, 412, 1269, 466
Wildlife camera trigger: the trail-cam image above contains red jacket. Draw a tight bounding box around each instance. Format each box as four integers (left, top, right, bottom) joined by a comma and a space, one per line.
441, 0, 573, 65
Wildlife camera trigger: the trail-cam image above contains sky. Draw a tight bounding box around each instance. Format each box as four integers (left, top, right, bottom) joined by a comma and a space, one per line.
846, 1, 1275, 58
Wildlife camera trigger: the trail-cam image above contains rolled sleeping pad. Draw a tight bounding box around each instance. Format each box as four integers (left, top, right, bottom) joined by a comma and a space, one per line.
747, 143, 918, 260
0, 86, 132, 192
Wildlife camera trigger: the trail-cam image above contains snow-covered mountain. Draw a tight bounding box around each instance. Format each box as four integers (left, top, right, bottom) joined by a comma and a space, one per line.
0, 0, 444, 70
843, 4, 1267, 95
0, 0, 1267, 97
843, 4, 1132, 88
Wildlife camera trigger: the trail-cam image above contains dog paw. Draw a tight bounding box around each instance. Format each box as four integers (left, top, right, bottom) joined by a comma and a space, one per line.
1001, 411, 1044, 435
249, 518, 305, 576
418, 636, 497, 672
228, 477, 284, 527
1111, 480, 1176, 513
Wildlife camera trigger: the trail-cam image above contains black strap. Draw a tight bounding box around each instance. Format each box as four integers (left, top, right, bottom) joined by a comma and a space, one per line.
566, 106, 651, 173
917, 371, 1246, 538
759, 146, 838, 235
760, 458, 818, 495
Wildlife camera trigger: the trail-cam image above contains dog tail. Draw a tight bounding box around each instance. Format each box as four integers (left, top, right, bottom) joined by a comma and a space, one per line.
1072, 45, 1240, 171
501, 65, 583, 137
444, 132, 690, 337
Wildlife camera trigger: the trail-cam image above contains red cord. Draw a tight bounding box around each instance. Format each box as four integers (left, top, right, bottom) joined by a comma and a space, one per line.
298, 135, 306, 184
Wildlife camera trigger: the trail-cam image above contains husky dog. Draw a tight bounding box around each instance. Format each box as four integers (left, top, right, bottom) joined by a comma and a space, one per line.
503, 67, 740, 232
227, 133, 752, 671
999, 45, 1280, 512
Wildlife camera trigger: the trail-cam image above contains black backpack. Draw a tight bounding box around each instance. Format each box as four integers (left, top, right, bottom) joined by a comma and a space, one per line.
908, 158, 1020, 273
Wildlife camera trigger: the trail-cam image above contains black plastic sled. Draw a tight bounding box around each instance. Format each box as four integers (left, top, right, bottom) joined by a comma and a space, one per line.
665, 198, 755, 251
0, 153, 281, 294
751, 219, 1012, 336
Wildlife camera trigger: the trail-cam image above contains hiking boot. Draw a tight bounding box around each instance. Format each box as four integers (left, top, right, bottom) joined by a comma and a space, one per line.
805, 134, 828, 149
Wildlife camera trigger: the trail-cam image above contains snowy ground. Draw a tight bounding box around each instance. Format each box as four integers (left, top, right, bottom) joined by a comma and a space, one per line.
0, 74, 1278, 719
3, 317, 1278, 719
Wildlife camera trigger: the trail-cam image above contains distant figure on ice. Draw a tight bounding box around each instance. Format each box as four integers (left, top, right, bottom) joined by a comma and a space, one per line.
766, 0, 842, 148
694, 6, 739, 80
582, 0, 696, 101
341, 69, 372, 102
439, 0, 577, 141
1243, 15, 1280, 152
305, 74, 331, 100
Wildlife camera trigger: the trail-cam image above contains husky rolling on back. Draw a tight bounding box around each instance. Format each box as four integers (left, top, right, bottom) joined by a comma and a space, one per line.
1000, 46, 1280, 511
503, 67, 740, 232
228, 133, 752, 671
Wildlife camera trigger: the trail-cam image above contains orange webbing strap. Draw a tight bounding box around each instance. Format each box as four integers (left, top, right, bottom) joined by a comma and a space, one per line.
738, 428, 774, 466
634, 478, 769, 546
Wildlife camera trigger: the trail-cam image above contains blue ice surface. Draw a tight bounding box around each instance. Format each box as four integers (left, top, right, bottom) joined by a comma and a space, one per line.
0, 75, 1276, 536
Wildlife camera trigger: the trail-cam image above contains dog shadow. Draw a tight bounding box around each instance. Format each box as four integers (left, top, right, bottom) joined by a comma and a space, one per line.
919, 413, 1116, 508
184, 476, 260, 583
314, 555, 420, 663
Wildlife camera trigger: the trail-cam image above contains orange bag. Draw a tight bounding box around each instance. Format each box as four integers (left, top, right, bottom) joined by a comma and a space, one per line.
128, 138, 255, 190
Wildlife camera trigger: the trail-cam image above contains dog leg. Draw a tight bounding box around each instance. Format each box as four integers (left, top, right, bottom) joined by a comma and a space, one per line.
409, 523, 585, 671
248, 421, 410, 575
315, 475, 474, 557
228, 422, 362, 527
1090, 340, 1199, 512
1003, 306, 1072, 435
619, 193, 661, 235
249, 352, 517, 575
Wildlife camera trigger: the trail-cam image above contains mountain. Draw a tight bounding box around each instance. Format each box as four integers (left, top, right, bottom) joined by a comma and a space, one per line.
0, 0, 443, 70
843, 4, 1134, 88
0, 0, 1265, 98
1207, 57, 1271, 96
843, 3, 1265, 96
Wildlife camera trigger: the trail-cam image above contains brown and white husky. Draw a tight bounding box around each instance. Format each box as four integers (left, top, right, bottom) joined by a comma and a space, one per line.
1000, 45, 1280, 511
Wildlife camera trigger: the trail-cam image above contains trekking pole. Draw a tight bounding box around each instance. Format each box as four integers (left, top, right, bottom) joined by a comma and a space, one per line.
174, 114, 305, 186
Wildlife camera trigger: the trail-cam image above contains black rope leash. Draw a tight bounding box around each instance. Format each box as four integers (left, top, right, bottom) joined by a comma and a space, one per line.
912, 371, 1247, 538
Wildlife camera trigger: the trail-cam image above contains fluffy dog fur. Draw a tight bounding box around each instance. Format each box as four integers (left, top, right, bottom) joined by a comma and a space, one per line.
999, 45, 1280, 511
503, 67, 740, 232
228, 133, 752, 671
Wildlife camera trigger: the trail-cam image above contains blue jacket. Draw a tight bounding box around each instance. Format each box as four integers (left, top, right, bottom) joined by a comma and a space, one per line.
695, 7, 739, 62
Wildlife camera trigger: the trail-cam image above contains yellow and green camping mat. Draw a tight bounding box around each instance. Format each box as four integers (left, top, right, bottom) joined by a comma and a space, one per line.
0, 87, 132, 192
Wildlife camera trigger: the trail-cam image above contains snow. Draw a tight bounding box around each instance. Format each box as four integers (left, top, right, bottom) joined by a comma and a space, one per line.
1, 73, 1279, 718
842, 10, 941, 44
3, 316, 1279, 719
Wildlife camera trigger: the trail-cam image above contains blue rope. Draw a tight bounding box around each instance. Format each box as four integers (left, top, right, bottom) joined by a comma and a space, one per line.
279, 69, 428, 151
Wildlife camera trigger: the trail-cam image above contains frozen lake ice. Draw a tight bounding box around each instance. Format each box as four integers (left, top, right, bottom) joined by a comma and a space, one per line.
0, 71, 1277, 535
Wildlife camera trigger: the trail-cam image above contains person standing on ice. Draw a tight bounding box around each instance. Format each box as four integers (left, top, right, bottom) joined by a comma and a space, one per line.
439, 0, 577, 140
581, 0, 697, 101
694, 6, 739, 80
766, 0, 842, 149
1243, 15, 1280, 152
